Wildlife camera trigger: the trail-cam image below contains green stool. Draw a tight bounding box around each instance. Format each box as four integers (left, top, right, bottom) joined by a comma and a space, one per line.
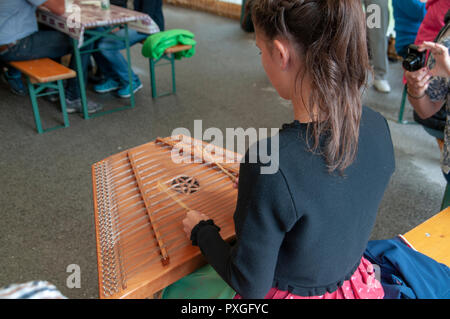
9, 58, 76, 134
148, 44, 192, 99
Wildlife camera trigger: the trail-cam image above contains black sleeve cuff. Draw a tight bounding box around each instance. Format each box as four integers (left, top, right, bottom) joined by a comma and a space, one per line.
190, 219, 221, 246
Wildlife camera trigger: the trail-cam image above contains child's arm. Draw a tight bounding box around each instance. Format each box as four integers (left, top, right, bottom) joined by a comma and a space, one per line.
189, 157, 298, 299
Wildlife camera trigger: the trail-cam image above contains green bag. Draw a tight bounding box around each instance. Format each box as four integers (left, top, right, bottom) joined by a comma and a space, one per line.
161, 264, 236, 299
142, 29, 196, 60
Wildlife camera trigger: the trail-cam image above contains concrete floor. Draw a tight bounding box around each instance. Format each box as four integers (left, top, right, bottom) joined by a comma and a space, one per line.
0, 5, 446, 299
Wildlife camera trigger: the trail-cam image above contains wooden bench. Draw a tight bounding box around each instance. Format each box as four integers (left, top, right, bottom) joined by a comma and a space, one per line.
141, 42, 193, 99
403, 207, 450, 267
9, 58, 76, 134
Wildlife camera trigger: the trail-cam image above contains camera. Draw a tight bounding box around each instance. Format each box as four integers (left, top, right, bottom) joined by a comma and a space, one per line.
402, 44, 426, 72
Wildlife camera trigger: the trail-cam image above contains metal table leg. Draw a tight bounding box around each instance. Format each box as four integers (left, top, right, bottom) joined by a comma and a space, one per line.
72, 38, 90, 120
71, 25, 136, 119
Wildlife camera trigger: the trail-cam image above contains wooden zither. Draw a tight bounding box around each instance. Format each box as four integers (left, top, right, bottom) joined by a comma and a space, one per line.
92, 135, 241, 299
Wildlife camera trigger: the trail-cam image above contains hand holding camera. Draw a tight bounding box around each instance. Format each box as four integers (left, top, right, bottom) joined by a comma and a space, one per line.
418, 41, 450, 78
403, 41, 450, 99
402, 44, 426, 72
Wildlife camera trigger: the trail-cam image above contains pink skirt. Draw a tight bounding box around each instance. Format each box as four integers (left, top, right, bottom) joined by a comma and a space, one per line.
234, 257, 384, 299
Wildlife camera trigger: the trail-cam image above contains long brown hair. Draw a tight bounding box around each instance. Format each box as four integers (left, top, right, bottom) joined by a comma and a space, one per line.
251, 0, 371, 173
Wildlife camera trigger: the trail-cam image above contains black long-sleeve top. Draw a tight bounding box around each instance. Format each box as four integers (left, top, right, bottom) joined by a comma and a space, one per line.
190, 106, 395, 298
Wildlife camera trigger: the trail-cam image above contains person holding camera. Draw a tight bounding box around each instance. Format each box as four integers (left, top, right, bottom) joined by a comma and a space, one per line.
404, 20, 450, 181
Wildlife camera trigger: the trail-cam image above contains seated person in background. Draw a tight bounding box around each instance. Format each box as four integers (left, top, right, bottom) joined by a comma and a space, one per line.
0, 0, 66, 96
92, 0, 165, 98
415, 0, 449, 45
404, 15, 450, 182
411, 3, 449, 142
393, 0, 427, 58
0, 0, 102, 113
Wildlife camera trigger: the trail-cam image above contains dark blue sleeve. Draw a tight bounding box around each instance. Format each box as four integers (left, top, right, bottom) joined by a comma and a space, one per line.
193, 159, 297, 299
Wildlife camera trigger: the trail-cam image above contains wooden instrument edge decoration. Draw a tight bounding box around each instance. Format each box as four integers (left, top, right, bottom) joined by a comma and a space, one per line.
92, 161, 128, 296
92, 135, 242, 299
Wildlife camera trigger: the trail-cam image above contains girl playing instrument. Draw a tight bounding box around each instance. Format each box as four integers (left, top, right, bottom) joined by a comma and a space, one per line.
182, 0, 395, 299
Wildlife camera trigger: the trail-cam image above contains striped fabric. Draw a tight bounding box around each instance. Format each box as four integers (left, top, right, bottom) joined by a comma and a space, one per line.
0, 281, 66, 299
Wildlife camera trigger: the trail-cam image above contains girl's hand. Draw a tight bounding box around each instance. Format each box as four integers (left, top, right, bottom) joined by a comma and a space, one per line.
418, 41, 450, 78
404, 67, 432, 97
182, 210, 209, 239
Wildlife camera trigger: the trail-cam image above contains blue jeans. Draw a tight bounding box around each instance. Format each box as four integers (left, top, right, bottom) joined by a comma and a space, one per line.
0, 30, 93, 100
93, 29, 148, 85
0, 30, 72, 87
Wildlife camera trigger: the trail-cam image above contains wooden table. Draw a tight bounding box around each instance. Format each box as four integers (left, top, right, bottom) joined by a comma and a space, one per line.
36, 0, 160, 119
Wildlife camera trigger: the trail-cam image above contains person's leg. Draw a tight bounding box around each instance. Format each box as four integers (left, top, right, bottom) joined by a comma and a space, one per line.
91, 30, 135, 94
64, 35, 102, 113
0, 30, 73, 96
364, 0, 391, 92
90, 26, 119, 81
93, 51, 118, 80
91, 52, 121, 93
0, 29, 101, 113
65, 41, 93, 100
0, 66, 26, 96
95, 29, 147, 86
